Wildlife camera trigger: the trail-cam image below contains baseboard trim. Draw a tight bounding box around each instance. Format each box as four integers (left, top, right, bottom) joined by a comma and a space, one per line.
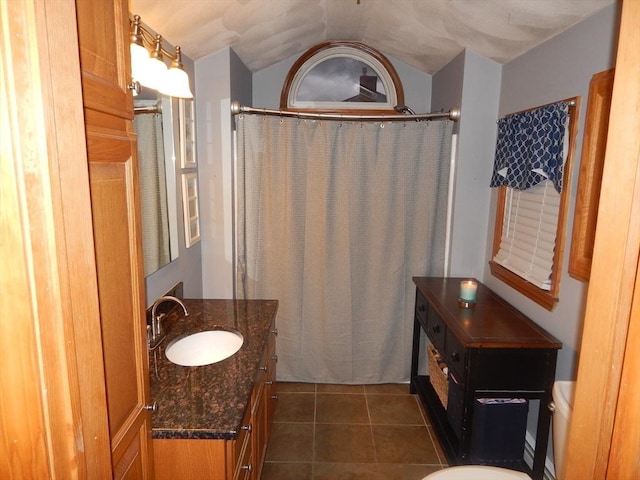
524, 431, 556, 480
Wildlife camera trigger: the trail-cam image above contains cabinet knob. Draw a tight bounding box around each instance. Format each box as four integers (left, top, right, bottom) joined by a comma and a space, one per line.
450, 352, 460, 362
271, 394, 279, 401
271, 355, 278, 362
260, 365, 268, 371
127, 80, 141, 95
144, 402, 158, 413
266, 380, 274, 385
241, 424, 252, 433
432, 325, 441, 334
241, 464, 253, 472
270, 328, 278, 336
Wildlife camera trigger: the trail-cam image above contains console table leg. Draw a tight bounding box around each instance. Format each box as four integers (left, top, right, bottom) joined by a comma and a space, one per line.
532, 394, 552, 480
410, 316, 421, 394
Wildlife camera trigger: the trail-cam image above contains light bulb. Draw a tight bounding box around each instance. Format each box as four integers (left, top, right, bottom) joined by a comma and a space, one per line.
157, 46, 193, 98
159, 67, 193, 99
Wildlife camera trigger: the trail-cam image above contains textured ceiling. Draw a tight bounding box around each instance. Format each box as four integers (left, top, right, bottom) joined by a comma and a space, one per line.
131, 0, 613, 74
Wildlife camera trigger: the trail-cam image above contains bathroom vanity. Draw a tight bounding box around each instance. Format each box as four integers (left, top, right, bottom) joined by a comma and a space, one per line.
410, 277, 561, 480
150, 299, 278, 480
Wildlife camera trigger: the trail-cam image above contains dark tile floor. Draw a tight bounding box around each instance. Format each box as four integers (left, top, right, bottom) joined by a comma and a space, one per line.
261, 382, 448, 480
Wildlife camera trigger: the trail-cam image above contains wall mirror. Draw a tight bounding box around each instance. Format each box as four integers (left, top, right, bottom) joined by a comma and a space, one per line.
568, 69, 614, 282
133, 88, 180, 276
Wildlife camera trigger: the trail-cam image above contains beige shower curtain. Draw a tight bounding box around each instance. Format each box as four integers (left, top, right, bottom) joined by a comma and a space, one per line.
236, 115, 453, 384
134, 113, 170, 276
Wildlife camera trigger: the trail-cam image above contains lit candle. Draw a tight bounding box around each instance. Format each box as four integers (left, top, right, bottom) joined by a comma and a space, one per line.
460, 280, 477, 302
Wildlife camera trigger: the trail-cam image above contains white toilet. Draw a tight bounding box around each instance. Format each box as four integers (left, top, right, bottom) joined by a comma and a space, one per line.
422, 381, 575, 480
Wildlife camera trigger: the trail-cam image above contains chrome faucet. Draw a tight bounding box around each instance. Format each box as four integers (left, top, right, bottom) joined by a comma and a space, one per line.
148, 295, 189, 349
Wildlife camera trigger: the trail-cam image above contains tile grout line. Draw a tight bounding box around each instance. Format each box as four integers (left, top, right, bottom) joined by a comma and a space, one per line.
363, 388, 380, 464
414, 395, 447, 467
267, 383, 448, 478
311, 383, 317, 477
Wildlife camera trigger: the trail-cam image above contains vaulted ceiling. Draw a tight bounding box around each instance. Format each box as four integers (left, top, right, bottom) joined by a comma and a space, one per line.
131, 0, 613, 74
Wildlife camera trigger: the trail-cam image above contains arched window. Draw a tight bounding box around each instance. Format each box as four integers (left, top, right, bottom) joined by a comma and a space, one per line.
280, 41, 404, 114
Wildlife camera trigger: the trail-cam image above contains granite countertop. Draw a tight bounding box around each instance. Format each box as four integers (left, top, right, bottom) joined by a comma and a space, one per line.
149, 298, 278, 440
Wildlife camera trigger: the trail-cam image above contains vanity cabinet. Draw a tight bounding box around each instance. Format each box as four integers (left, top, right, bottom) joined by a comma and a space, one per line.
233, 405, 253, 480
236, 322, 277, 480
152, 310, 278, 480
252, 326, 278, 479
410, 277, 561, 480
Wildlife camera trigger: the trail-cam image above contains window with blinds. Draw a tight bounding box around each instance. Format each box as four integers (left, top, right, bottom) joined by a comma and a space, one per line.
493, 180, 559, 290
489, 97, 579, 311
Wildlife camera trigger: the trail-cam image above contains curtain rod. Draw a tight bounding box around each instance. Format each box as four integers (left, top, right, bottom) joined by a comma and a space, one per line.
499, 98, 577, 121
230, 100, 460, 122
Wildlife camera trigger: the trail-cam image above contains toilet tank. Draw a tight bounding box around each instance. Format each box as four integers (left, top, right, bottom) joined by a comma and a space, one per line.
552, 381, 575, 480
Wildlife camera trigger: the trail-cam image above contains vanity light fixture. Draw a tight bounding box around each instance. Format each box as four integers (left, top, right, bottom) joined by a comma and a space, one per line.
129, 14, 193, 99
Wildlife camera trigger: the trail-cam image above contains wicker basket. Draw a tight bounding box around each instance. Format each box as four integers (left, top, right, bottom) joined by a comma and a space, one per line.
427, 343, 448, 408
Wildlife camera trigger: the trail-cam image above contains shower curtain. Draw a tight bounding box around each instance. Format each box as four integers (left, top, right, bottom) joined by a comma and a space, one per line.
236, 115, 453, 384
133, 113, 170, 275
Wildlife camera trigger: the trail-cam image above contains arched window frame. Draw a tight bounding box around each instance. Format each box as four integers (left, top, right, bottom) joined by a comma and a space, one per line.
280, 41, 405, 114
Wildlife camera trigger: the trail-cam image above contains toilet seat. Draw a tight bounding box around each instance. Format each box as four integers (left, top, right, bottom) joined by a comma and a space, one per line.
422, 465, 531, 480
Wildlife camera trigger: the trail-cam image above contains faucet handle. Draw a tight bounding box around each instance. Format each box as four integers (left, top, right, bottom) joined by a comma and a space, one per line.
153, 312, 166, 338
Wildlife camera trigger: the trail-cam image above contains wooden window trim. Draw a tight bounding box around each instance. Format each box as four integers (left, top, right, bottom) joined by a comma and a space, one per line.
489, 97, 581, 310
568, 69, 614, 282
280, 41, 405, 115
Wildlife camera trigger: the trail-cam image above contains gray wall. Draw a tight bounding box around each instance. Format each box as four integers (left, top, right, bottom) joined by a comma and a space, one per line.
430, 6, 619, 471
478, 4, 620, 471
191, 47, 253, 299
483, 2, 620, 381
432, 50, 501, 278
194, 48, 233, 299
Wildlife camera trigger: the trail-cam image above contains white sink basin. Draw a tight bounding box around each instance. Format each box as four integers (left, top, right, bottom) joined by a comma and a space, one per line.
165, 329, 244, 366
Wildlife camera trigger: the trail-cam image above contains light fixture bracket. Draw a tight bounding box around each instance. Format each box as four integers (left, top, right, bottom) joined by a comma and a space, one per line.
129, 14, 193, 99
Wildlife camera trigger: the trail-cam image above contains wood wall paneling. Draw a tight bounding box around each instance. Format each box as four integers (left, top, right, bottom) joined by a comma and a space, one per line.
77, 0, 153, 477
1, 0, 112, 478
564, 0, 640, 477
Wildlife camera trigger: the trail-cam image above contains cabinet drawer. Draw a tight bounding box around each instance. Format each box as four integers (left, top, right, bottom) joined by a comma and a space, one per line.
233, 439, 253, 480
426, 305, 446, 353
233, 405, 253, 472
415, 291, 428, 328
445, 332, 466, 381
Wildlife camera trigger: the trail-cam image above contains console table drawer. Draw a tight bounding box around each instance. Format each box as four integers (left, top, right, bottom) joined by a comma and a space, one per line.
445, 332, 466, 381
415, 290, 428, 326
426, 304, 447, 353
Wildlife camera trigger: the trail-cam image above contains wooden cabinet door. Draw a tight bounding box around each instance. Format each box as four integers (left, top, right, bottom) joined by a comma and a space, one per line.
76, 0, 153, 478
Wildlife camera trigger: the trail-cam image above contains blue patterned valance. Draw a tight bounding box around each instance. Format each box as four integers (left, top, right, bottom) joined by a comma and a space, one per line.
490, 101, 569, 193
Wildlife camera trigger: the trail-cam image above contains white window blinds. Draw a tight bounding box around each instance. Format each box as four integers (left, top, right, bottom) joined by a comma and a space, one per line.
493, 180, 559, 290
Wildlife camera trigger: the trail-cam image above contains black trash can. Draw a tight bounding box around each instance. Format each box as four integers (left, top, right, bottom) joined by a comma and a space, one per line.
470, 398, 529, 466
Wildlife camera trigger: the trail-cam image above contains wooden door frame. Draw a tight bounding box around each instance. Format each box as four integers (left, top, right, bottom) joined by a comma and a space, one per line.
1, 0, 112, 478
564, 0, 640, 478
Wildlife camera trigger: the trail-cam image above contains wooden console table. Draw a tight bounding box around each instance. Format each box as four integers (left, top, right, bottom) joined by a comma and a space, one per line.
410, 277, 561, 480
